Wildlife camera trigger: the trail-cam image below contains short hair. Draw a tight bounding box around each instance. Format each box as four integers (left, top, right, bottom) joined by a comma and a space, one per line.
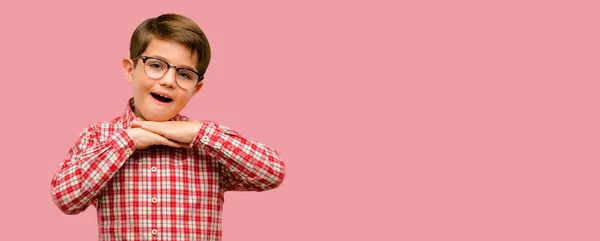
129, 13, 211, 78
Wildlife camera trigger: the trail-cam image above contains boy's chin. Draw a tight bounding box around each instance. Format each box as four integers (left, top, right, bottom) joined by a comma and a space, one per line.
143, 115, 174, 122
137, 111, 175, 122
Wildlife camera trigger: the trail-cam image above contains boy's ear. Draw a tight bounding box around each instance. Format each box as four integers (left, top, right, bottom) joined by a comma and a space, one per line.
122, 58, 135, 84
192, 82, 203, 95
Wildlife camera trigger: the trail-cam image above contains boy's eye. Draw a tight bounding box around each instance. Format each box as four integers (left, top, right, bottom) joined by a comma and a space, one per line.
150, 63, 163, 70
178, 71, 191, 80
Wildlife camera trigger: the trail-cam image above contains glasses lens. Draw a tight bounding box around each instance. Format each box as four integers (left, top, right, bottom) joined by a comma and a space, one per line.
176, 69, 199, 89
144, 59, 167, 79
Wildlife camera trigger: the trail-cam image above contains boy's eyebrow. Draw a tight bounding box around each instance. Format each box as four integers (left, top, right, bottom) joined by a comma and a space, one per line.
149, 55, 197, 71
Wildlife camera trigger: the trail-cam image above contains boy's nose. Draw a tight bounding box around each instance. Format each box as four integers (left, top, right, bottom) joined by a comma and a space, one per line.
158, 68, 177, 88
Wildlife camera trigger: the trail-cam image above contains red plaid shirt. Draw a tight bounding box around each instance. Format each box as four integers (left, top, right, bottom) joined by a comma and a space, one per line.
50, 98, 286, 240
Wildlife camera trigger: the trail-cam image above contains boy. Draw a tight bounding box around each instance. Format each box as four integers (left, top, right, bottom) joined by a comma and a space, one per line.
50, 13, 286, 240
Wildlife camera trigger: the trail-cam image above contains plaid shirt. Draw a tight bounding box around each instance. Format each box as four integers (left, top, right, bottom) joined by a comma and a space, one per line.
50, 98, 286, 240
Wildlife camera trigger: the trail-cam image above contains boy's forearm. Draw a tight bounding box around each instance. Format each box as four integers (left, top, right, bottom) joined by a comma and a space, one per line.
192, 121, 286, 191
51, 126, 135, 214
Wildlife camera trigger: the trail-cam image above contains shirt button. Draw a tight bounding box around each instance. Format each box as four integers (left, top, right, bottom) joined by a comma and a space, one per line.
151, 229, 158, 235
124, 148, 132, 156
151, 197, 157, 204
151, 166, 157, 172
201, 135, 209, 144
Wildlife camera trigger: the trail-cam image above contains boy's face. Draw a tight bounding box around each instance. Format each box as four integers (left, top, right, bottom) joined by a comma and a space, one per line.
122, 38, 203, 121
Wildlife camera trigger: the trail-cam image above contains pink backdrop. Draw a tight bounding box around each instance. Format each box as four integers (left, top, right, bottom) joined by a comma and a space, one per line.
1, 0, 599, 240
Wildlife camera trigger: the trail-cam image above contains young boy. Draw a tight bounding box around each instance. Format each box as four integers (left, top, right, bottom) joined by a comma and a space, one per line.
50, 13, 286, 240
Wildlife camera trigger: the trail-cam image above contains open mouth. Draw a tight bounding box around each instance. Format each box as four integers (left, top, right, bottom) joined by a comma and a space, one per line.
151, 93, 173, 103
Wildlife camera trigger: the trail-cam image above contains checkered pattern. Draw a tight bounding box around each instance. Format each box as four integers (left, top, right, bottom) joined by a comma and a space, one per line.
50, 98, 286, 240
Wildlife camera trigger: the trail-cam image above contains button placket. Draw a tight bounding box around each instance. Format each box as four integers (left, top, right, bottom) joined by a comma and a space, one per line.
149, 159, 159, 238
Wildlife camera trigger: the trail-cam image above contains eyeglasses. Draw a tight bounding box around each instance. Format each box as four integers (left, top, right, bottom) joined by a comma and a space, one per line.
134, 56, 203, 90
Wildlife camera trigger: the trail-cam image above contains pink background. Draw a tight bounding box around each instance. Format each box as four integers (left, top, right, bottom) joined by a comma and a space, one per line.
1, 0, 599, 240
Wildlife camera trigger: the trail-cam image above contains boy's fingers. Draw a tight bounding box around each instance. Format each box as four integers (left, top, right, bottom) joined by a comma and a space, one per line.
148, 131, 183, 148
130, 119, 146, 128
141, 123, 167, 136
161, 137, 187, 148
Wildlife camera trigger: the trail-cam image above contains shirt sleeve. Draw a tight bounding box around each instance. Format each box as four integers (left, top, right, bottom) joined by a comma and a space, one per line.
191, 121, 286, 192
50, 124, 136, 214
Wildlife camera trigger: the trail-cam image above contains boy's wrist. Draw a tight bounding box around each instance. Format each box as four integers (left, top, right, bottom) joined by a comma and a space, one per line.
117, 128, 137, 153
192, 120, 234, 149
124, 129, 138, 148
190, 120, 209, 148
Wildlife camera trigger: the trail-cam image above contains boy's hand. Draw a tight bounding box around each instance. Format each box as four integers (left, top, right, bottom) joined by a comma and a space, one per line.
131, 118, 202, 145
126, 127, 189, 149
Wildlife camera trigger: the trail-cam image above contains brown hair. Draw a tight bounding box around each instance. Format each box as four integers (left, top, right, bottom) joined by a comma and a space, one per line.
129, 13, 211, 77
